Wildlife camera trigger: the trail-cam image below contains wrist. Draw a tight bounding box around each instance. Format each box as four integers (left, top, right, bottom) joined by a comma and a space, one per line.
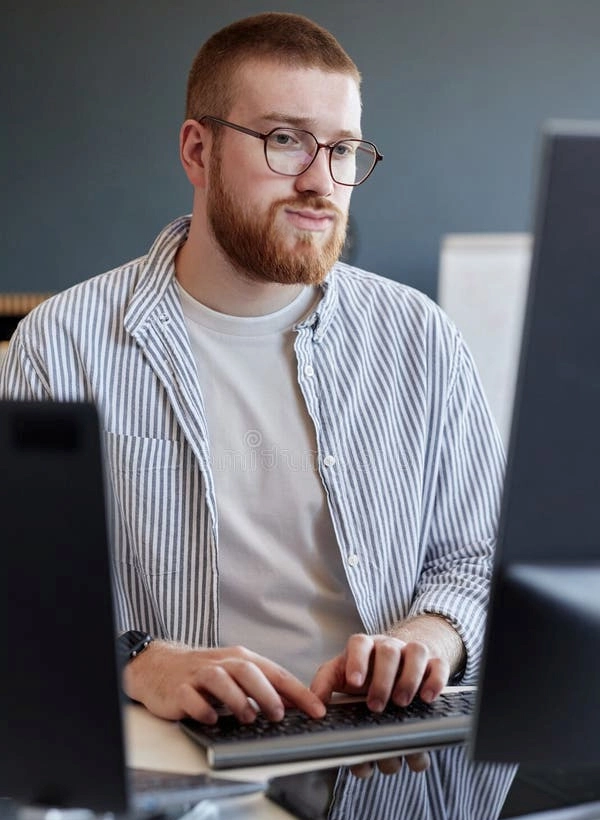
117, 630, 154, 700
117, 630, 154, 670
387, 614, 466, 679
122, 637, 180, 703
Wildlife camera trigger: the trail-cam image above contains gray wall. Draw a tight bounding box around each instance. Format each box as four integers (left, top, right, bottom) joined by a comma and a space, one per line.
3, 0, 600, 298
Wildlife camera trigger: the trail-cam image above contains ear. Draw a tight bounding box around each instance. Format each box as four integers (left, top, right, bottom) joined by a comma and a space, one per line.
179, 119, 211, 188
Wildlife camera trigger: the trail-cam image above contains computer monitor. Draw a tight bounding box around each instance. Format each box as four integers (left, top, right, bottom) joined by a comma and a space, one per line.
0, 401, 265, 816
471, 121, 600, 764
0, 401, 129, 813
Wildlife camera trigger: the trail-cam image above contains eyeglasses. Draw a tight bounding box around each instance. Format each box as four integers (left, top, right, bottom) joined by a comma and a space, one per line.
199, 115, 383, 187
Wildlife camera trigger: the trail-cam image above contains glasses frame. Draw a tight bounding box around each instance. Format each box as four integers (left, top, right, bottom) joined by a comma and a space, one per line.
198, 115, 383, 187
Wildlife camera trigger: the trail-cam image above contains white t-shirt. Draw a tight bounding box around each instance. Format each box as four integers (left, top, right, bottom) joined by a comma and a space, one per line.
177, 282, 364, 683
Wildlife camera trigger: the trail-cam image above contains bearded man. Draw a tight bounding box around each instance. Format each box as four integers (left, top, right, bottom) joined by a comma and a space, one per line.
0, 12, 515, 819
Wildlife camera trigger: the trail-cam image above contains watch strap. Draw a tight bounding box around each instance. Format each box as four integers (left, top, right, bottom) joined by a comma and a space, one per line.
116, 629, 154, 673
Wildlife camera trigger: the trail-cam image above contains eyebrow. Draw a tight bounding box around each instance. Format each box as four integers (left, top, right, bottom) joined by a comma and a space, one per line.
259, 111, 362, 140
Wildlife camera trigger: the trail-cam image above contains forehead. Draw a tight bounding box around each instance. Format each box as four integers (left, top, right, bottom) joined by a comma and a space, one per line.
228, 58, 362, 137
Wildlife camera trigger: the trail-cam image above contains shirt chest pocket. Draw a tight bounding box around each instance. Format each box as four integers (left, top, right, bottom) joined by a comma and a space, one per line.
103, 431, 187, 577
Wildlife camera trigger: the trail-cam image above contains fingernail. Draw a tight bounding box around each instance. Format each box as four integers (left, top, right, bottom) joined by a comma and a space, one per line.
421, 688, 434, 703
349, 671, 362, 686
369, 698, 385, 713
354, 762, 374, 779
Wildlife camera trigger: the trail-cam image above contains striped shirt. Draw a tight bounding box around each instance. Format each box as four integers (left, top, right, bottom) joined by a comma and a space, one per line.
0, 215, 514, 818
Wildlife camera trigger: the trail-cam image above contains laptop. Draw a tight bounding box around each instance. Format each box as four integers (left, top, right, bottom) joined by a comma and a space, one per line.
0, 399, 263, 818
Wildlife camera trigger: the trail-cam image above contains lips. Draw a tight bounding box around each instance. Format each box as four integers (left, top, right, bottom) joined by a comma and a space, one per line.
284, 207, 336, 231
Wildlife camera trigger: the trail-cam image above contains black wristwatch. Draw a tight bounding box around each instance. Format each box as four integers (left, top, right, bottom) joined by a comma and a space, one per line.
116, 629, 154, 674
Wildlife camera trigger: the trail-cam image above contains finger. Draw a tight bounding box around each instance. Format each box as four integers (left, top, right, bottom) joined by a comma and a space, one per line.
227, 658, 302, 721
349, 761, 374, 779
376, 756, 403, 776
391, 641, 429, 706
405, 752, 431, 773
366, 637, 403, 712
344, 633, 375, 689
309, 657, 343, 704
194, 662, 269, 722
256, 658, 326, 719
201, 649, 326, 720
178, 682, 220, 724
418, 657, 450, 703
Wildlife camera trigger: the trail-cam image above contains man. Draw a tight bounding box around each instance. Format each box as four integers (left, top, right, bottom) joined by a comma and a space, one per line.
1, 12, 514, 818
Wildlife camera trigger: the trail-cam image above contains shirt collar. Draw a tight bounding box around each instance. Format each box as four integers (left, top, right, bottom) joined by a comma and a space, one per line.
125, 214, 342, 340
125, 215, 191, 337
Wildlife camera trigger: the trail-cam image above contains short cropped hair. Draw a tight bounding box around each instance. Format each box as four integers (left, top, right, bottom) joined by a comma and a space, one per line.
185, 12, 361, 121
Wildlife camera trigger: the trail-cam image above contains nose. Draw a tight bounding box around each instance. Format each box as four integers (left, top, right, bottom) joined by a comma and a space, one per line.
294, 146, 334, 197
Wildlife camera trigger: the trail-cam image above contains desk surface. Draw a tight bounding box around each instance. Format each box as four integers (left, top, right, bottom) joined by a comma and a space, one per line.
125, 704, 294, 818
124, 703, 600, 820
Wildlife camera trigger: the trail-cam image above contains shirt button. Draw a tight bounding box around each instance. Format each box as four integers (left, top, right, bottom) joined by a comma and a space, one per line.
304, 365, 315, 377
348, 554, 359, 567
323, 454, 336, 468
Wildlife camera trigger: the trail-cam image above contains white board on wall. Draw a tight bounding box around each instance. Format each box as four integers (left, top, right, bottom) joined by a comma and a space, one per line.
438, 234, 532, 449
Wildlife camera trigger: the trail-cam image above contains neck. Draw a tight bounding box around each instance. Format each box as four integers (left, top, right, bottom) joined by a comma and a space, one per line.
175, 217, 305, 317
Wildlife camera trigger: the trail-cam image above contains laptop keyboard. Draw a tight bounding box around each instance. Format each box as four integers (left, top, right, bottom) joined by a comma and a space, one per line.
180, 689, 475, 769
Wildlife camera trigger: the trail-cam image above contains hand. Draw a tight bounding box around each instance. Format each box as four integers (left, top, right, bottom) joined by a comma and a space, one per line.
123, 640, 326, 725
310, 617, 464, 778
310, 632, 451, 712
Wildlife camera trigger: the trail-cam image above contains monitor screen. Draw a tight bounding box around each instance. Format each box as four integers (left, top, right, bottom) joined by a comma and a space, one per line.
471, 121, 600, 764
0, 401, 129, 812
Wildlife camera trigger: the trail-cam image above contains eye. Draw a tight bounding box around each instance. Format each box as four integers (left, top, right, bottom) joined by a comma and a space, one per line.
332, 141, 356, 159
268, 130, 303, 150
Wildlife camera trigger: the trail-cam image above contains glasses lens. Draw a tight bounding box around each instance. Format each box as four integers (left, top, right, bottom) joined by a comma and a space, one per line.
330, 140, 377, 185
265, 129, 318, 176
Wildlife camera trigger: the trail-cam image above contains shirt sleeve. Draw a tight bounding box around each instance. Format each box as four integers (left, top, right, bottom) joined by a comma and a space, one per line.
0, 323, 52, 400
408, 329, 505, 684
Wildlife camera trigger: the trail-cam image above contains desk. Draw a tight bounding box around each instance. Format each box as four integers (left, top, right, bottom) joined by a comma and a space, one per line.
125, 704, 294, 818
125, 705, 600, 820
124, 703, 517, 819
3, 711, 599, 820
124, 701, 417, 819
